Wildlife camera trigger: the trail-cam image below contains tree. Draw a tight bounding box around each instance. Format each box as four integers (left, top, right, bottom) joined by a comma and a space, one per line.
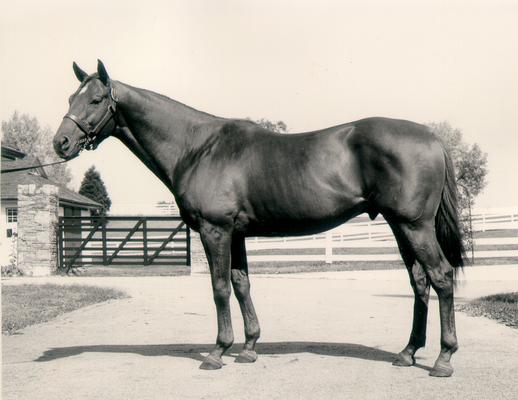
79, 166, 112, 216
1, 111, 73, 187
428, 121, 488, 257
252, 118, 288, 133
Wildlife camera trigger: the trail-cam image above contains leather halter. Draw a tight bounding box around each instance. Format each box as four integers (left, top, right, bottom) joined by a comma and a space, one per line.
63, 85, 118, 150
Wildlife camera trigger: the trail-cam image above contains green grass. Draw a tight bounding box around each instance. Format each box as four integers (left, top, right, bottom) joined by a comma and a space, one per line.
467, 257, 518, 266
457, 292, 518, 329
249, 260, 406, 274
471, 244, 518, 251
473, 229, 518, 238
2, 284, 127, 335
65, 264, 190, 277
248, 247, 401, 255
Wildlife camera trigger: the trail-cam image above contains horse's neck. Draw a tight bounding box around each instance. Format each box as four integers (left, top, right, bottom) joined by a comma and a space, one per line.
112, 81, 216, 190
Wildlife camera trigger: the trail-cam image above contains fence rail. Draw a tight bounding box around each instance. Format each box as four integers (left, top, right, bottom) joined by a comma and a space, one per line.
246, 210, 518, 264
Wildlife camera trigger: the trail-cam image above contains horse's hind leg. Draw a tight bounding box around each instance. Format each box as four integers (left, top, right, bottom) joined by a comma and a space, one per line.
390, 224, 431, 367
230, 235, 261, 363
396, 221, 458, 377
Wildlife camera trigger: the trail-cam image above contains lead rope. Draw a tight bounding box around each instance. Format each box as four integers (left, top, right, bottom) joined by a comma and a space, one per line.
1, 159, 69, 174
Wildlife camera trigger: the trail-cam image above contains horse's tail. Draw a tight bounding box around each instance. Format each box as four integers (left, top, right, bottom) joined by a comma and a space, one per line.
435, 146, 465, 273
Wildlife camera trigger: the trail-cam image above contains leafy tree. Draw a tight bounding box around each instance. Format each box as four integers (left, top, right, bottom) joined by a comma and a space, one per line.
79, 166, 112, 216
253, 118, 288, 133
429, 121, 488, 257
1, 111, 73, 187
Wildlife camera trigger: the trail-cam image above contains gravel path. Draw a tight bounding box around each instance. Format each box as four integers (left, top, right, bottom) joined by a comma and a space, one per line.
2, 266, 518, 400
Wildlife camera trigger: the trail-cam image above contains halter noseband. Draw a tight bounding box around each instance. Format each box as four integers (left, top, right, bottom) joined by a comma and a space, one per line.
63, 85, 118, 150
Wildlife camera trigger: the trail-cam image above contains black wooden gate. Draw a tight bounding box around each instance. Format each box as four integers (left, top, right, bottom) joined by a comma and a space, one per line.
57, 216, 190, 270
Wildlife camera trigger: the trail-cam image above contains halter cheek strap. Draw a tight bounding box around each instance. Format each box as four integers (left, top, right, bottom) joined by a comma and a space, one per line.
63, 86, 118, 150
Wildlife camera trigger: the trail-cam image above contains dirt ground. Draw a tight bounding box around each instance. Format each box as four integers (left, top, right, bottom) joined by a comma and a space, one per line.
2, 265, 518, 400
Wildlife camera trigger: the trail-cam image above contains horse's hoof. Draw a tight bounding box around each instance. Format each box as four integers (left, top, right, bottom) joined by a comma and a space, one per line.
235, 349, 258, 363
392, 351, 415, 367
199, 355, 223, 370
429, 361, 453, 377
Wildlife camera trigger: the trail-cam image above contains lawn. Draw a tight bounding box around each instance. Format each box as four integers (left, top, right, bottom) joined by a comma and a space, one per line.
2, 284, 127, 334
249, 260, 406, 274
66, 264, 190, 277
457, 292, 518, 329
473, 229, 518, 238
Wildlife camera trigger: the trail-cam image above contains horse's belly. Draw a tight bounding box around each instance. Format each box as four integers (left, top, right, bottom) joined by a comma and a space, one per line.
242, 194, 367, 237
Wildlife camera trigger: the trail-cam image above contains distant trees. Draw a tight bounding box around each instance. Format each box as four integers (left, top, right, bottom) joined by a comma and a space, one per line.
429, 121, 488, 255
79, 166, 112, 216
1, 111, 73, 187
252, 118, 288, 134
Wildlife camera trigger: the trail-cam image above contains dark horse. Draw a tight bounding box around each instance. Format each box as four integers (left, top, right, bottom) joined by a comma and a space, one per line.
54, 61, 464, 377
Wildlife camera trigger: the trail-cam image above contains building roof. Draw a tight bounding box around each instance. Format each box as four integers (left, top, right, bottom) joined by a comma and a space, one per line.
1, 145, 26, 160
2, 158, 48, 177
1, 156, 101, 209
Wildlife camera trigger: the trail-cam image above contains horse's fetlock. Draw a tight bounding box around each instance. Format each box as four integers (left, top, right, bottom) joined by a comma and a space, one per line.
410, 336, 426, 349
218, 337, 234, 349
441, 338, 458, 353
247, 326, 261, 341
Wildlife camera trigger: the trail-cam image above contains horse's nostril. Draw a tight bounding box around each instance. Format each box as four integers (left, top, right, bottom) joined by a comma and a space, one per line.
61, 136, 70, 150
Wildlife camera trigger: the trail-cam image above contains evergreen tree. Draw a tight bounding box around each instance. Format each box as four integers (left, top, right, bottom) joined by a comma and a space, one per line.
79, 166, 112, 215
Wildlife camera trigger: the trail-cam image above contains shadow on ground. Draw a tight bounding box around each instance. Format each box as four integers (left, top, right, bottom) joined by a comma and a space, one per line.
35, 341, 431, 371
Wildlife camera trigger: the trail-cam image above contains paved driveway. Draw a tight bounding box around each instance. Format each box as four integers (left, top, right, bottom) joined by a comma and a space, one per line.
2, 266, 518, 400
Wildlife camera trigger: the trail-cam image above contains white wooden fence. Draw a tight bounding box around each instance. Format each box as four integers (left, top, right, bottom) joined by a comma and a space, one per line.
246, 208, 518, 264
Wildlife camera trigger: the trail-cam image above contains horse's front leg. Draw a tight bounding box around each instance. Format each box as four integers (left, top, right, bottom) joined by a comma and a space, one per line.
230, 235, 260, 363
199, 222, 234, 370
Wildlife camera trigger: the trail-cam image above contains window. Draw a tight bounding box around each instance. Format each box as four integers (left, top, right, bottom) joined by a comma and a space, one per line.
6, 208, 17, 223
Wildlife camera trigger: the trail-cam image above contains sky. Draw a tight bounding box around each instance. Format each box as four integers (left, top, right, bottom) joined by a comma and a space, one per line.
1, 0, 517, 213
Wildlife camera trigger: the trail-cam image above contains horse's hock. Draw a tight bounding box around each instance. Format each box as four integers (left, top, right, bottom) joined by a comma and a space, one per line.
17, 184, 59, 276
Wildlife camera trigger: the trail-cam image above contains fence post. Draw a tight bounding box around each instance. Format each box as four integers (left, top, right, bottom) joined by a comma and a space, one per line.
102, 217, 108, 265
142, 218, 148, 265
325, 230, 333, 264
58, 217, 64, 270
190, 231, 209, 274
186, 227, 191, 267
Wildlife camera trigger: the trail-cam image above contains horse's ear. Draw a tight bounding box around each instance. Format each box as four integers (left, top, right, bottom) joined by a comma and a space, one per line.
72, 62, 88, 82
97, 59, 110, 85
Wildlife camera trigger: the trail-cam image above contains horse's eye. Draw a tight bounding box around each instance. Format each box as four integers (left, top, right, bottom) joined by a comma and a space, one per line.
91, 97, 103, 104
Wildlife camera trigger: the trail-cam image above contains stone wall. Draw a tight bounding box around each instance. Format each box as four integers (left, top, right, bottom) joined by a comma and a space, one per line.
189, 231, 209, 274
17, 184, 59, 276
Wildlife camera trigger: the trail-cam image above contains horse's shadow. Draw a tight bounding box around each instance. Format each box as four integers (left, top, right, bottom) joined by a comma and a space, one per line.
35, 341, 431, 371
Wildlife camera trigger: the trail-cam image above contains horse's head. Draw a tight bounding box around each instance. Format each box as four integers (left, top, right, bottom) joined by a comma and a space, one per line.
53, 60, 117, 160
